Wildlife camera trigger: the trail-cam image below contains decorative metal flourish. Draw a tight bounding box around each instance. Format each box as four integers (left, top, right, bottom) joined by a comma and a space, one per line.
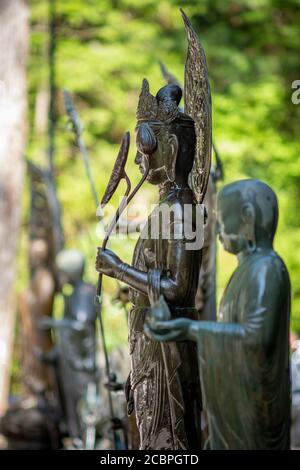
181, 9, 212, 204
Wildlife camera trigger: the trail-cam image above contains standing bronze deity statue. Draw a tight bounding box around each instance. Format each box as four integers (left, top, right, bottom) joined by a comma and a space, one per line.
146, 179, 291, 450
96, 11, 212, 450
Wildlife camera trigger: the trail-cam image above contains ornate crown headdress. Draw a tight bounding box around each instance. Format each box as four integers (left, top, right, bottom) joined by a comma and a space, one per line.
136, 79, 181, 125
136, 78, 195, 130
136, 10, 212, 204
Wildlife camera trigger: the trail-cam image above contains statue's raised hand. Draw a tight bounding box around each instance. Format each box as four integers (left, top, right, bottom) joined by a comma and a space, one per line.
144, 318, 193, 342
95, 247, 123, 278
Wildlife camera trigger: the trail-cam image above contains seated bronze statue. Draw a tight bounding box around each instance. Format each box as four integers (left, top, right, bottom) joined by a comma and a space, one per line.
146, 179, 291, 450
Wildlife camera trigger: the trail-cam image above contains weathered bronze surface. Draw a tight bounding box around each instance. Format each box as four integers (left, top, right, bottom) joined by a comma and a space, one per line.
146, 179, 291, 450
96, 11, 211, 450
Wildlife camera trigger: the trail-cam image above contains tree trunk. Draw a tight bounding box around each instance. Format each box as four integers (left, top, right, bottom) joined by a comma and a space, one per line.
0, 0, 29, 415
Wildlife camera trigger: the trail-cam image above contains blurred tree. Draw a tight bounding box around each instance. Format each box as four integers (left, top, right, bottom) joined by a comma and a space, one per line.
0, 0, 29, 414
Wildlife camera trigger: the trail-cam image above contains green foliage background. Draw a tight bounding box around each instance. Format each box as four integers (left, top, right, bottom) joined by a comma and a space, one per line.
22, 0, 300, 350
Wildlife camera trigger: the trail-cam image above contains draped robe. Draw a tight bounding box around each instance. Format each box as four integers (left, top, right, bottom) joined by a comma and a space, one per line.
129, 187, 202, 450
197, 250, 290, 449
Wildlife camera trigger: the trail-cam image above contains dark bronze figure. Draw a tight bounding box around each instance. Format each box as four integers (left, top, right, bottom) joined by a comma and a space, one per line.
96, 11, 212, 450
40, 249, 98, 444
146, 179, 291, 450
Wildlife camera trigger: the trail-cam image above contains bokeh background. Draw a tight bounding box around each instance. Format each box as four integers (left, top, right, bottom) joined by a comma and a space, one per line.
19, 0, 300, 367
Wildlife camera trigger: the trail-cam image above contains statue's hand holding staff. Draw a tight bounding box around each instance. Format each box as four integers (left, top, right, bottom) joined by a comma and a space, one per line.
96, 248, 123, 278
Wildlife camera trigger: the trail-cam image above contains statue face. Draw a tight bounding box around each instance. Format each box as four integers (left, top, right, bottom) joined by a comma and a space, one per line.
135, 124, 177, 185
217, 192, 247, 255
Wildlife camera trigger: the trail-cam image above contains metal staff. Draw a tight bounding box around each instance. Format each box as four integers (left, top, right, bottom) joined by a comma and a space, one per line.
64, 90, 99, 207
95, 134, 149, 450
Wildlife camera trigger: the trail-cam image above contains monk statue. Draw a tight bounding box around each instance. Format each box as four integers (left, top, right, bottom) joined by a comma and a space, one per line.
96, 11, 212, 450
40, 249, 98, 445
146, 179, 291, 450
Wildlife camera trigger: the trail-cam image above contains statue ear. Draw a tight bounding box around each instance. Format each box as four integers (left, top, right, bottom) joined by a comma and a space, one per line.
241, 202, 255, 225
241, 202, 256, 252
166, 133, 178, 182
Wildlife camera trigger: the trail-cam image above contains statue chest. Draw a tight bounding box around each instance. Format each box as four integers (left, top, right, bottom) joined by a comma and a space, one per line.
219, 263, 250, 323
132, 207, 170, 271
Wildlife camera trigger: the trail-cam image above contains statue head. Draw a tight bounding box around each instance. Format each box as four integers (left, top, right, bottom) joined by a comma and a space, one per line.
55, 249, 85, 286
135, 80, 196, 186
217, 179, 278, 255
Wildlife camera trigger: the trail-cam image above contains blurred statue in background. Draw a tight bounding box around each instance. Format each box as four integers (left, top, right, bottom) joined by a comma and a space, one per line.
0, 160, 64, 449
21, 161, 63, 400
40, 249, 99, 447
96, 11, 211, 450
146, 179, 291, 450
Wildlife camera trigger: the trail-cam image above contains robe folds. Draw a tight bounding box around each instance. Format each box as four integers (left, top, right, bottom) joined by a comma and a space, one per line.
197, 250, 291, 450
129, 187, 202, 450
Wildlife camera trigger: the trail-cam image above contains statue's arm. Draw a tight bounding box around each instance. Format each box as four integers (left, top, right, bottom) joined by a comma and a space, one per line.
96, 206, 200, 301
145, 317, 244, 343
193, 258, 287, 346
146, 257, 288, 346
111, 239, 197, 304
188, 320, 244, 341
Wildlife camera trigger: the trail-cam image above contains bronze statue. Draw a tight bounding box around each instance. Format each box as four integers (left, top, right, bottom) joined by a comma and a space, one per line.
96, 10, 212, 450
146, 179, 291, 450
40, 249, 98, 445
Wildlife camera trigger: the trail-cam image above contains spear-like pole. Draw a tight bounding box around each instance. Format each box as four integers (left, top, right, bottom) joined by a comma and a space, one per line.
64, 90, 99, 207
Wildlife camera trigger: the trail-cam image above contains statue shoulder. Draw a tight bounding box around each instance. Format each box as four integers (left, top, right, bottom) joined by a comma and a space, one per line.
248, 251, 290, 290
